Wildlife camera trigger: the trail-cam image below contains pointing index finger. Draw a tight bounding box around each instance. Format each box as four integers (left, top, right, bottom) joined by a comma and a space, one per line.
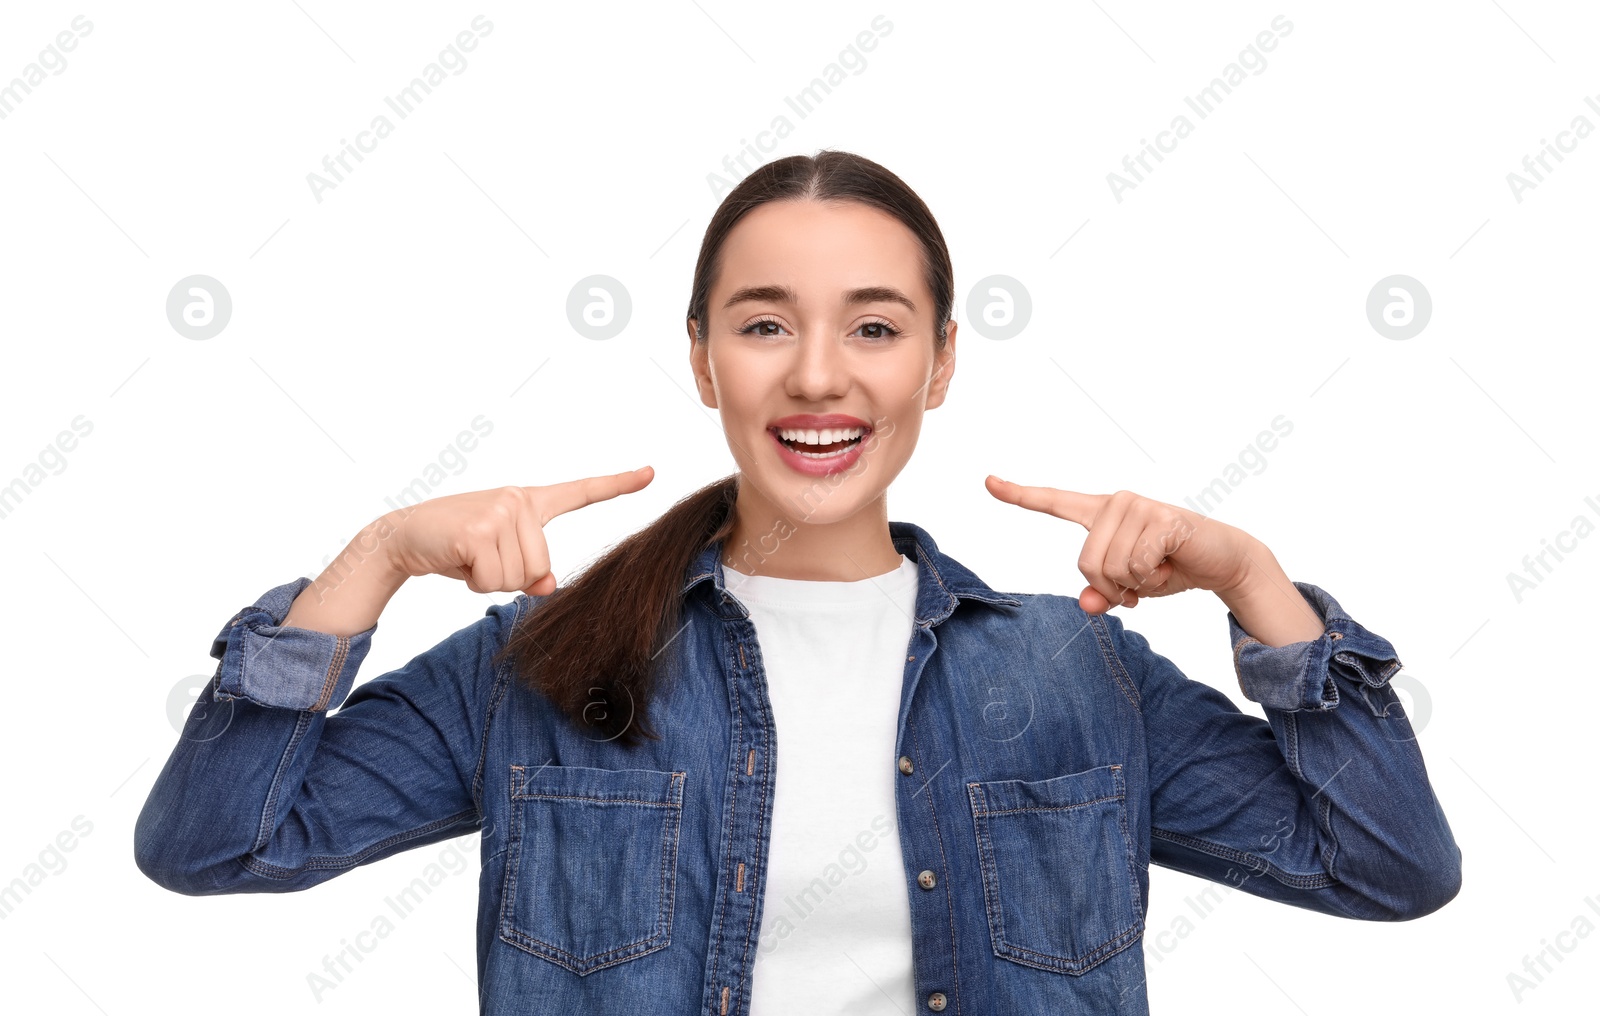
986, 475, 1102, 529
531, 466, 654, 525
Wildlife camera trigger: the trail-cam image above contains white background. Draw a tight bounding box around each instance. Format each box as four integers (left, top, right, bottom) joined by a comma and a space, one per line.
1, 1, 1594, 1012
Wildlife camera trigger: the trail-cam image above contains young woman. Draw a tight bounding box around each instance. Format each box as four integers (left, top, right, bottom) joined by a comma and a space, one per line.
135, 151, 1462, 1015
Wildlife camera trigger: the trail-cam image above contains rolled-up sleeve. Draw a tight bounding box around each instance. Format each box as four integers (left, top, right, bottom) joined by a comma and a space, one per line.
209, 576, 376, 712
1116, 579, 1462, 922
136, 579, 527, 897
1227, 580, 1402, 713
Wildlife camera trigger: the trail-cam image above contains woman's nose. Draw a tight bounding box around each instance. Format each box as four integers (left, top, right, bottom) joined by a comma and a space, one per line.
786, 332, 851, 399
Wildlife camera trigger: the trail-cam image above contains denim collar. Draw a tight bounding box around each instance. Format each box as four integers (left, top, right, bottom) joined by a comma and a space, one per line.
681, 519, 1022, 628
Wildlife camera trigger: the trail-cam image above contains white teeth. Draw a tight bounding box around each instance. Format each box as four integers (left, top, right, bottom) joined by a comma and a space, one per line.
777, 425, 866, 446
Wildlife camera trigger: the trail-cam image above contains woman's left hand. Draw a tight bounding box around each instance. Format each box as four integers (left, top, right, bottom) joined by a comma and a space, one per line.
984, 476, 1264, 614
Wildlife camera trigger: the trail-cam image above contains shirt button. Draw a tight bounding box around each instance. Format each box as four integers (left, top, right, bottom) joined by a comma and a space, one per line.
898, 755, 914, 775
917, 869, 936, 889
927, 991, 948, 1011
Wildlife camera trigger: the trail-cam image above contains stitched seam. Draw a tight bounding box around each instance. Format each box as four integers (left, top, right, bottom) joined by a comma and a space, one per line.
254, 709, 315, 852
1116, 765, 1145, 922
910, 718, 963, 1015
662, 771, 686, 957
474, 597, 524, 817
968, 782, 1006, 969
1320, 792, 1338, 880
1149, 826, 1336, 888
1283, 705, 1303, 778
704, 621, 741, 1011
1232, 634, 1260, 681
509, 792, 680, 806
242, 807, 477, 878
732, 628, 769, 1016
1284, 708, 1344, 880
500, 925, 667, 968
972, 793, 1124, 816
497, 764, 522, 960
310, 635, 348, 711
926, 549, 955, 624
1089, 613, 1142, 713
997, 924, 1143, 968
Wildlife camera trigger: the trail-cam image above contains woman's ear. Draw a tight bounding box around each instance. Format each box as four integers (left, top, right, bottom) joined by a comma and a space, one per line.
688, 320, 717, 409
925, 320, 957, 410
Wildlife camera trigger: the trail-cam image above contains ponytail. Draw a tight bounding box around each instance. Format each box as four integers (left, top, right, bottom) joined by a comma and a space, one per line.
492, 473, 739, 746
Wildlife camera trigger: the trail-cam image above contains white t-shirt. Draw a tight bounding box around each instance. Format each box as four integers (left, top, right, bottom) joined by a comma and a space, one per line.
724, 552, 920, 1015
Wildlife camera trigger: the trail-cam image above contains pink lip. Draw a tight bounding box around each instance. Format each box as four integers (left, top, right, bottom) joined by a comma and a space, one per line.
767, 414, 873, 478
769, 413, 871, 430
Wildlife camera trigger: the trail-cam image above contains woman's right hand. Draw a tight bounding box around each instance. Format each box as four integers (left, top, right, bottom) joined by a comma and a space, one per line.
381, 466, 655, 596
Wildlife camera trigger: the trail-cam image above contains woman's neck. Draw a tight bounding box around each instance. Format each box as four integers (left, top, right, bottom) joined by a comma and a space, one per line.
721, 485, 901, 581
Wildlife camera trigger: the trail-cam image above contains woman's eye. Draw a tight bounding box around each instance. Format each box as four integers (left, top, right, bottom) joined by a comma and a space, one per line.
737, 319, 900, 339
739, 319, 785, 337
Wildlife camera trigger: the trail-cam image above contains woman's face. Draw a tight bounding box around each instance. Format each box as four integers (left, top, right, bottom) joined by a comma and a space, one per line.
689, 198, 956, 526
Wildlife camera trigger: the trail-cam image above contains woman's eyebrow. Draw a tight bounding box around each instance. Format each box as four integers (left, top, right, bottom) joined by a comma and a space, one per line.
722, 283, 917, 312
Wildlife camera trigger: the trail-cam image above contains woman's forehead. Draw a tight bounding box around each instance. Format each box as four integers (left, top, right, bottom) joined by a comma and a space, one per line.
713, 204, 929, 309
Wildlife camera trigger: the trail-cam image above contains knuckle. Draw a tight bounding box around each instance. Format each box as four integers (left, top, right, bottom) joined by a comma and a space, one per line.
489, 493, 518, 519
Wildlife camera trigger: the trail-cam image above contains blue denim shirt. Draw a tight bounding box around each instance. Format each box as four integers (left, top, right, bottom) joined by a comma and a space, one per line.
134, 520, 1462, 1015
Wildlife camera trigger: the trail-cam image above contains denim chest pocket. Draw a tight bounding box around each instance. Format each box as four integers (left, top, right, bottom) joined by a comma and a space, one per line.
966, 763, 1144, 975
498, 763, 686, 976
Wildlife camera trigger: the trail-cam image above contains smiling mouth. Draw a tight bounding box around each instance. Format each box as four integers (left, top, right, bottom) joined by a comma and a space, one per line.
770, 425, 869, 456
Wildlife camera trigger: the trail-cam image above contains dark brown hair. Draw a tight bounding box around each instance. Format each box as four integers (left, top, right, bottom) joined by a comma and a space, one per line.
492, 149, 954, 746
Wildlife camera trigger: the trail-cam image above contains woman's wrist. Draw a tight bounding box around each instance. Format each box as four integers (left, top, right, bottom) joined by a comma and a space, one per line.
1214, 541, 1325, 648
282, 517, 410, 636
